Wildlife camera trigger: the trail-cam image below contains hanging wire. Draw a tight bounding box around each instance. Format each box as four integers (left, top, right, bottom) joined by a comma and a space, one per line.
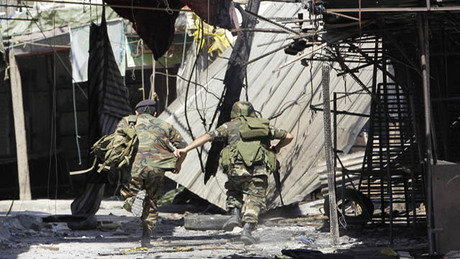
165, 50, 170, 106
204, 36, 237, 131
180, 20, 188, 68
66, 25, 84, 167
46, 10, 59, 209
140, 39, 145, 99
183, 25, 209, 173
194, 19, 207, 128
244, 66, 249, 101
153, 65, 221, 99
131, 0, 138, 31
6, 200, 14, 216
162, 0, 173, 15
72, 82, 82, 165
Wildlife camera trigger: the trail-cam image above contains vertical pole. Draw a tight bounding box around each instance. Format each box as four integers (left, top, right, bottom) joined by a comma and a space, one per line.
418, 13, 434, 254
333, 92, 337, 169
322, 62, 340, 245
9, 49, 31, 200
334, 93, 345, 217
382, 53, 394, 243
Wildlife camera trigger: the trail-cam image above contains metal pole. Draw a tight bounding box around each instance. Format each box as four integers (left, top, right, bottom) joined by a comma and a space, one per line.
382, 52, 394, 243
418, 13, 434, 254
322, 62, 340, 245
326, 6, 460, 13
334, 93, 345, 217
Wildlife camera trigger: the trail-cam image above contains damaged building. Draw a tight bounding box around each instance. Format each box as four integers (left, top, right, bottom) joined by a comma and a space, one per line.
161, 0, 460, 254
1, 0, 460, 256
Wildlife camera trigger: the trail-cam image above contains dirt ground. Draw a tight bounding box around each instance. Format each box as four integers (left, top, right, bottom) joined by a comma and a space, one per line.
0, 199, 429, 259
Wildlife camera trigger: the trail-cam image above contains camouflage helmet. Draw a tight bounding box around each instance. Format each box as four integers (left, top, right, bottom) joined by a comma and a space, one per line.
231, 101, 256, 119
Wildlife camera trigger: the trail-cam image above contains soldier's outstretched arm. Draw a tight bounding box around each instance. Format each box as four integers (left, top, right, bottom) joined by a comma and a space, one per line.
174, 133, 212, 158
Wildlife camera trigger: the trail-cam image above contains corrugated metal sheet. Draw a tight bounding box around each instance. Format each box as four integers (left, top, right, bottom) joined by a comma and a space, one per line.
159, 2, 379, 210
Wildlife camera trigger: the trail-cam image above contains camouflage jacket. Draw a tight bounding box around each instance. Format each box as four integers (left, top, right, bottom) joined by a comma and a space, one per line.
116, 113, 187, 170
208, 117, 287, 170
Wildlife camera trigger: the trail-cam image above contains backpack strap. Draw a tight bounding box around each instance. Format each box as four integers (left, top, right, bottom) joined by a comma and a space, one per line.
69, 157, 98, 175
127, 115, 138, 125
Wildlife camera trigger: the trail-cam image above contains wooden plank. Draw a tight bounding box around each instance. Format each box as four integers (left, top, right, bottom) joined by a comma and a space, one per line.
9, 49, 31, 200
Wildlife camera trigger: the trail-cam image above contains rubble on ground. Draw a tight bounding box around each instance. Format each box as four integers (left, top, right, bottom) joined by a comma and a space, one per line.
0, 199, 432, 258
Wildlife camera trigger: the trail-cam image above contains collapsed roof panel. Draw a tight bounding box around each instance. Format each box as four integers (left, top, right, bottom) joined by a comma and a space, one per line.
160, 2, 378, 209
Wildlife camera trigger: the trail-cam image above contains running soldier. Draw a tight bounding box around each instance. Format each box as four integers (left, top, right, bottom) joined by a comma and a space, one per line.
174, 101, 293, 244
118, 99, 188, 247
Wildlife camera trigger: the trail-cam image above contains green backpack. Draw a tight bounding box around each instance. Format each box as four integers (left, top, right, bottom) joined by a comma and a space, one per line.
220, 117, 277, 173
91, 115, 138, 183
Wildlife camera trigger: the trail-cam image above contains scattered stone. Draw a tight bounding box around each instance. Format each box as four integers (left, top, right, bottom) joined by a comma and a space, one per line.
0, 223, 12, 242
98, 221, 121, 231
17, 215, 42, 231
300, 235, 315, 244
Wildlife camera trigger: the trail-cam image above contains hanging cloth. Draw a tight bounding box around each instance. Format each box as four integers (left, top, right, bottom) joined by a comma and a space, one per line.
71, 8, 132, 220
88, 7, 132, 141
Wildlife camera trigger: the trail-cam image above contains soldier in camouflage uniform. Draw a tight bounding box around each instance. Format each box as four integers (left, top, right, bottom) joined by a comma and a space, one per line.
175, 101, 293, 245
117, 99, 188, 247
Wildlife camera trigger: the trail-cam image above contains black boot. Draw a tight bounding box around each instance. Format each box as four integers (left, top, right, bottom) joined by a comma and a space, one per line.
141, 226, 152, 248
222, 208, 242, 231
240, 222, 256, 245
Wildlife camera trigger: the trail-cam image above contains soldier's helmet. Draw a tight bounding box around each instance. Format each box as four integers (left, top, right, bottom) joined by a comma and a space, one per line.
231, 101, 256, 119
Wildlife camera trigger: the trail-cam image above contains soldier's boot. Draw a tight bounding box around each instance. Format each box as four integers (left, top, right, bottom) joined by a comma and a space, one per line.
140, 225, 152, 248
132, 190, 146, 217
240, 222, 256, 245
222, 208, 242, 231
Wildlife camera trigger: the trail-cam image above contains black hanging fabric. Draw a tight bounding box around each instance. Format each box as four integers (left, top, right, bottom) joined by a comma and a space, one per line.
104, 0, 237, 60
88, 7, 132, 143
71, 9, 131, 219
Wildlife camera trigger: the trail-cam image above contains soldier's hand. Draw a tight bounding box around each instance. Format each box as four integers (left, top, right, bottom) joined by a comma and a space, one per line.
174, 148, 187, 158
173, 164, 181, 174
270, 145, 279, 154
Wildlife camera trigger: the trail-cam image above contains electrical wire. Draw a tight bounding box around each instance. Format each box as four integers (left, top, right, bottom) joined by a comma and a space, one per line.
184, 44, 203, 172
45, 11, 59, 210
6, 200, 14, 216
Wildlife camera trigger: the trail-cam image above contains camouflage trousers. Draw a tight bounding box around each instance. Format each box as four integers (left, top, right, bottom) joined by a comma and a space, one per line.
120, 165, 164, 231
225, 163, 268, 224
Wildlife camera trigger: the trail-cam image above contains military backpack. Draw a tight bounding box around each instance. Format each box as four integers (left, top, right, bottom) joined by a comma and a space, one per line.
69, 115, 138, 184
219, 116, 277, 173
91, 115, 138, 183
